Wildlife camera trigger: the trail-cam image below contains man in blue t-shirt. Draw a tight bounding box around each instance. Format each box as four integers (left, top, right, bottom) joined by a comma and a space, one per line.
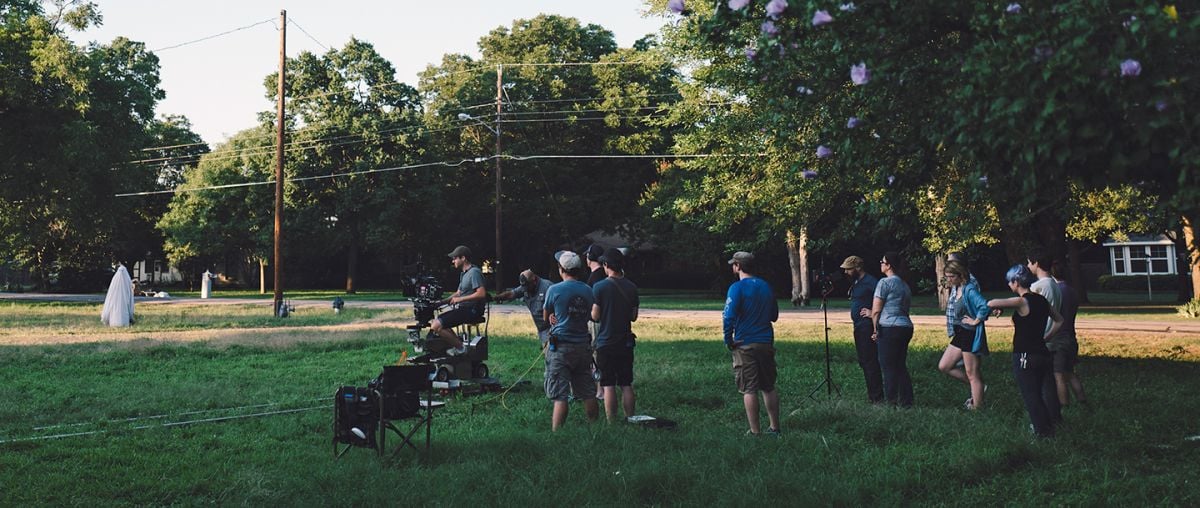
591, 247, 639, 423
723, 251, 780, 436
431, 245, 487, 355
842, 255, 882, 403
542, 250, 598, 431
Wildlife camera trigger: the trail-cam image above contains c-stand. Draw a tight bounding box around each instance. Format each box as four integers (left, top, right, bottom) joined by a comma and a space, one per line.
807, 278, 841, 400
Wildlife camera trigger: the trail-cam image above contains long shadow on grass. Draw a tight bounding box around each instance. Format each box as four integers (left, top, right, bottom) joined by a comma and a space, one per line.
1, 337, 1198, 505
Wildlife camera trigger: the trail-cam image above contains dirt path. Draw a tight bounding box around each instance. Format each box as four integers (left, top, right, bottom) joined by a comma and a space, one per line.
2, 293, 1198, 348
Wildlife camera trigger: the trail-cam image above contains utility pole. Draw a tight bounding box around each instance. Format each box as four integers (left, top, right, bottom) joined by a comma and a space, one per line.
494, 64, 503, 293
273, 9, 286, 317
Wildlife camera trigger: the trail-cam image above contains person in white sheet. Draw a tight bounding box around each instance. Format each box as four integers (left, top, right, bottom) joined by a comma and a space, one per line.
101, 264, 135, 327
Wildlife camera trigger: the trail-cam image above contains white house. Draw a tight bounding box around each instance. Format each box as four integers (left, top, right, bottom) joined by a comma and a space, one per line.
1102, 234, 1177, 276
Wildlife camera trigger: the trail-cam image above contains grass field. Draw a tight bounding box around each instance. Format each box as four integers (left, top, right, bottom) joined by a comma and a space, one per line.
0, 303, 1197, 505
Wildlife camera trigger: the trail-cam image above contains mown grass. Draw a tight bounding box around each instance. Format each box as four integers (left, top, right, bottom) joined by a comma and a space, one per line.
0, 307, 1197, 505
0, 301, 396, 339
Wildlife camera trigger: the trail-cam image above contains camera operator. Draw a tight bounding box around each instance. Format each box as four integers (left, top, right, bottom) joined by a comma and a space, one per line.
841, 256, 883, 404
430, 245, 487, 355
495, 269, 552, 347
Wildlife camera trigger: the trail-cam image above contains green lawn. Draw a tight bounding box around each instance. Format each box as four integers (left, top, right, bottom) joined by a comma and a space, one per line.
0, 307, 1197, 505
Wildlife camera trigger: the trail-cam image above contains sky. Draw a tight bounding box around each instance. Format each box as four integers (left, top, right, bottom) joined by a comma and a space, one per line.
72, 1, 669, 144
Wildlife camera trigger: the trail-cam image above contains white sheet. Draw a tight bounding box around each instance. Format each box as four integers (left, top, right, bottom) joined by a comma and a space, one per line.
100, 265, 135, 327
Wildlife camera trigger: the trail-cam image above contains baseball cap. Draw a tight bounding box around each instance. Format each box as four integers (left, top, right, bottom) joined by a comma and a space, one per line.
598, 247, 625, 268
584, 244, 605, 262
447, 245, 471, 258
839, 255, 864, 270
727, 251, 754, 265
554, 250, 582, 271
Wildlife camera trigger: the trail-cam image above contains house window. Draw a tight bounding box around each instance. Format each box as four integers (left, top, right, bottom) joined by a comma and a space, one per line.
1115, 244, 1175, 275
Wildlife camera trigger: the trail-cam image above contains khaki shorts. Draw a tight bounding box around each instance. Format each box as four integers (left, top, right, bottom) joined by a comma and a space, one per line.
732, 343, 777, 394
544, 344, 596, 402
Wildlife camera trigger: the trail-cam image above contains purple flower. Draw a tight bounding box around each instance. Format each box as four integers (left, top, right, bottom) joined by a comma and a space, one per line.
1155, 100, 1169, 112
1123, 15, 1138, 28
766, 0, 788, 19
1120, 59, 1141, 77
812, 10, 833, 26
838, 3, 856, 12
802, 170, 819, 179
728, 0, 750, 10
887, 175, 896, 186
796, 85, 813, 95
745, 47, 758, 60
850, 62, 870, 85
761, 20, 779, 36
816, 145, 833, 158
667, 0, 686, 14
1005, 3, 1021, 14
846, 117, 862, 128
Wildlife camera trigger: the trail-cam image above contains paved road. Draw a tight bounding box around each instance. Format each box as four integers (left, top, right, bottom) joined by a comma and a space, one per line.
3, 292, 1198, 335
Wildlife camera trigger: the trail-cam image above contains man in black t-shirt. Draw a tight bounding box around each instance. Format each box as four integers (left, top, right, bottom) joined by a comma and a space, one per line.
585, 244, 606, 287
591, 248, 639, 422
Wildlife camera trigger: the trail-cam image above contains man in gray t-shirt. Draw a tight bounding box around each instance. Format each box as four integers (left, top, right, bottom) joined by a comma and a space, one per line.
431, 245, 488, 354
496, 269, 552, 345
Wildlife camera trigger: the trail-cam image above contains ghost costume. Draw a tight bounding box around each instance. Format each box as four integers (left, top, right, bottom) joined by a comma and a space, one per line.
101, 265, 135, 327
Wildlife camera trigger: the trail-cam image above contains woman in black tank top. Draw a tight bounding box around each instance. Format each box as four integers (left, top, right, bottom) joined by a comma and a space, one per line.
985, 264, 1064, 437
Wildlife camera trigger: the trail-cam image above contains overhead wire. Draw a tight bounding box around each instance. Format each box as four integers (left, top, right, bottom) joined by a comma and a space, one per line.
151, 18, 276, 53
113, 152, 765, 197
287, 17, 329, 51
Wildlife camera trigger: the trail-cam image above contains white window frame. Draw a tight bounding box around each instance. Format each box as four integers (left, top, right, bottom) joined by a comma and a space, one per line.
1109, 244, 1176, 276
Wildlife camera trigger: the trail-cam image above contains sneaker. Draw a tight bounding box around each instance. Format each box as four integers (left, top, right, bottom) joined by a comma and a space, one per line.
448, 344, 467, 356
764, 428, 782, 438
745, 429, 760, 437
963, 397, 974, 410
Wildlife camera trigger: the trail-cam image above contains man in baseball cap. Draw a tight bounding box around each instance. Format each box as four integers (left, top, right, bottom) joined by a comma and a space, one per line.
430, 245, 486, 355
842, 255, 882, 403
543, 249, 598, 430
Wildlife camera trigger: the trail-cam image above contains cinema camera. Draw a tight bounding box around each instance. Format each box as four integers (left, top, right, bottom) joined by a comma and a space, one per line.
405, 276, 492, 384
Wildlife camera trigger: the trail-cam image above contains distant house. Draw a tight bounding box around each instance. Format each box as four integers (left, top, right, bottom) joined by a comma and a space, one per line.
131, 258, 183, 284
1102, 234, 1177, 276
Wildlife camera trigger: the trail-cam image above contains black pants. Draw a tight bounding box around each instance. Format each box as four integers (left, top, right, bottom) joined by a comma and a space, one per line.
1012, 353, 1061, 437
877, 326, 914, 407
853, 323, 883, 403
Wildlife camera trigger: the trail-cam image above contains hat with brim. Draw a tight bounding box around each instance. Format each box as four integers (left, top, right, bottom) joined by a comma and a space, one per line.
727, 251, 754, 265
447, 245, 471, 258
840, 255, 864, 270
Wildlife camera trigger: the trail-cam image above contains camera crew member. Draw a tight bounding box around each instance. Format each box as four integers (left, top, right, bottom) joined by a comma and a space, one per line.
495, 269, 552, 347
431, 245, 486, 355
842, 255, 883, 403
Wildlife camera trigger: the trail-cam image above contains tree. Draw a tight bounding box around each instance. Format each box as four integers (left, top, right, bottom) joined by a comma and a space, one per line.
418, 15, 677, 284
0, 0, 169, 290
264, 38, 430, 292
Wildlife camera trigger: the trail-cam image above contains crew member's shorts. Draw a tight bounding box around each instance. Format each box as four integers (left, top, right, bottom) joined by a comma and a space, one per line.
436, 305, 483, 329
545, 344, 596, 402
732, 343, 777, 394
1052, 341, 1078, 373
595, 345, 635, 387
950, 326, 975, 352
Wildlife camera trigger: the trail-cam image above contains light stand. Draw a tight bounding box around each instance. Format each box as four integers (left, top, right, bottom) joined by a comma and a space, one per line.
807, 279, 841, 400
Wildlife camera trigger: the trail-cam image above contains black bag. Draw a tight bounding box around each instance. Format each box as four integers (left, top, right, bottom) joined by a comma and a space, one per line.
368, 365, 432, 420
333, 386, 377, 448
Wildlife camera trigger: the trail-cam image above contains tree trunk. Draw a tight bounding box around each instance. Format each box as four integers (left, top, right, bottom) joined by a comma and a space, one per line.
936, 254, 948, 311
1184, 214, 1200, 301
786, 228, 810, 306
1034, 211, 1067, 263
1067, 240, 1089, 303
259, 258, 267, 295
345, 229, 359, 294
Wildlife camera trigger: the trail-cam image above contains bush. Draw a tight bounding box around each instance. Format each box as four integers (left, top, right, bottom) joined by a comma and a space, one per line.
1096, 274, 1178, 291
1178, 298, 1200, 318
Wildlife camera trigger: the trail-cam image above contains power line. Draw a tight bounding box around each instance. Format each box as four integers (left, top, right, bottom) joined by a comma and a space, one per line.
113, 153, 766, 198
287, 17, 329, 51
151, 18, 276, 53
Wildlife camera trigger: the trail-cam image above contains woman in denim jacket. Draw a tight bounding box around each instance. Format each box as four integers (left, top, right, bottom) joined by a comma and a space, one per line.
937, 260, 990, 409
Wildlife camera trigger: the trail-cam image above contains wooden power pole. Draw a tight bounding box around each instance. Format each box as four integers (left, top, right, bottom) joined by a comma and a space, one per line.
494, 64, 503, 293
273, 9, 287, 316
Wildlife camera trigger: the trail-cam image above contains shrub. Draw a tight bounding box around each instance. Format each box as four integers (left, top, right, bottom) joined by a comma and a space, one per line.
1096, 274, 1178, 291
1178, 298, 1200, 318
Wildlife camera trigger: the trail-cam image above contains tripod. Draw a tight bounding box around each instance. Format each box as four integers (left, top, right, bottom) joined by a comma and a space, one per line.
807, 282, 841, 400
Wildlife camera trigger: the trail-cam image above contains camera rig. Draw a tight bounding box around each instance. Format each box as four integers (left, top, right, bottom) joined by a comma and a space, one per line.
404, 276, 493, 385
